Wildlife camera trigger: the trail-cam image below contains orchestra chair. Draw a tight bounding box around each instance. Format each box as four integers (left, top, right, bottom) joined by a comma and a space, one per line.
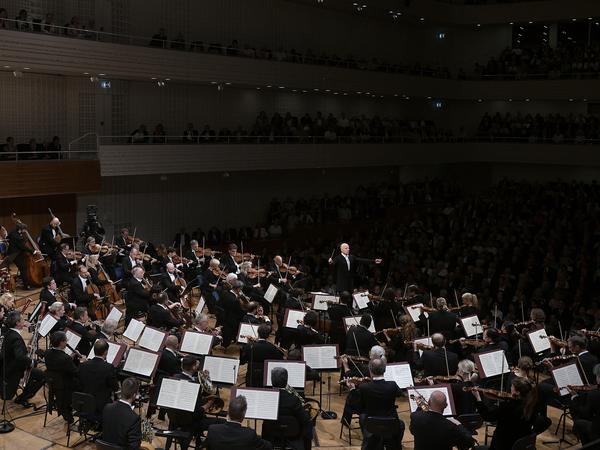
95, 440, 123, 450
43, 374, 59, 427
511, 434, 537, 450
155, 428, 195, 450
543, 399, 574, 446
580, 437, 600, 449
363, 416, 403, 450
67, 392, 101, 447
262, 415, 301, 450
339, 412, 361, 445
163, 408, 196, 449
457, 413, 484, 435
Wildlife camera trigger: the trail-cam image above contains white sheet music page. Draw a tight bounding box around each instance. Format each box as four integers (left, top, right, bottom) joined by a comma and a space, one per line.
106, 306, 123, 324
157, 378, 200, 412
138, 327, 166, 352
353, 292, 370, 310
302, 345, 338, 370
407, 386, 454, 416
265, 361, 306, 389
407, 304, 428, 322
461, 315, 482, 338
264, 284, 278, 303
123, 318, 146, 342
284, 309, 306, 329
180, 331, 213, 355
237, 323, 260, 344
313, 294, 338, 311
343, 316, 376, 333
88, 340, 123, 365
195, 296, 206, 316
477, 350, 510, 378
39, 314, 58, 337
552, 362, 584, 396
414, 337, 433, 357
123, 348, 159, 377
234, 388, 280, 420
64, 329, 82, 356
203, 356, 240, 384
528, 328, 552, 354
384, 363, 414, 388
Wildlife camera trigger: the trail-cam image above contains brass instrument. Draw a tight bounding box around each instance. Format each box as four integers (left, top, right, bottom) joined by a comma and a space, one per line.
140, 418, 156, 450
410, 394, 429, 411
285, 384, 319, 421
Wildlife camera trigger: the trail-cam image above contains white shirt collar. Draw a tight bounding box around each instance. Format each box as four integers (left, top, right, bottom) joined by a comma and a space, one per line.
79, 276, 88, 284
118, 399, 134, 410
372, 376, 384, 380
10, 327, 22, 335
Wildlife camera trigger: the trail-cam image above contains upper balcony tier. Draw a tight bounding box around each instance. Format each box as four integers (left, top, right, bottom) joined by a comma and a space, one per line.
1, 27, 598, 101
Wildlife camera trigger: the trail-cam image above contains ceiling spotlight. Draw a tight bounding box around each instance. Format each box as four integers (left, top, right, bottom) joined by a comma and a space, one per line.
12, 70, 23, 78
225, 82, 231, 85
98, 73, 105, 76
23, 67, 31, 70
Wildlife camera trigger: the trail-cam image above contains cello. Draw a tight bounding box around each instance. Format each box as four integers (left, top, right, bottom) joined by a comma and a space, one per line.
11, 213, 50, 286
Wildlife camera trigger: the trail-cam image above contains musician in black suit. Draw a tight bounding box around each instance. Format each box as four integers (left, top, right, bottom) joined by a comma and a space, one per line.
240, 324, 284, 387
115, 228, 133, 252
220, 279, 246, 348
67, 306, 97, 356
327, 243, 382, 293
328, 291, 352, 352
410, 390, 475, 450
413, 333, 459, 377
160, 262, 185, 303
572, 363, 600, 445
0, 311, 45, 407
345, 314, 378, 357
221, 243, 241, 275
6, 223, 38, 289
263, 367, 312, 450
148, 292, 184, 330
357, 358, 404, 450
185, 239, 207, 285
125, 266, 151, 325
69, 265, 100, 309
40, 276, 60, 304
294, 311, 326, 348
52, 244, 76, 286
102, 377, 142, 450
157, 335, 182, 377
418, 297, 458, 340
205, 395, 272, 450
39, 217, 62, 259
78, 339, 119, 421
121, 248, 145, 282
242, 301, 268, 325
44, 331, 80, 423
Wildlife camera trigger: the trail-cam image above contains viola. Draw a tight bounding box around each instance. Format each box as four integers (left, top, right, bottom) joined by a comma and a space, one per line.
541, 335, 568, 348
247, 268, 271, 279
463, 386, 518, 400
415, 374, 463, 384
579, 329, 600, 339
173, 255, 190, 265
338, 376, 371, 386
567, 384, 598, 393
450, 338, 487, 347
335, 354, 370, 363
234, 252, 257, 263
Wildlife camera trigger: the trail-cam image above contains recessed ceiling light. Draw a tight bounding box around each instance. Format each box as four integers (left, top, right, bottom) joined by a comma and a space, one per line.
477, 99, 482, 102
508, 98, 513, 102
572, 18, 577, 21
98, 73, 105, 75
23, 67, 31, 70
569, 98, 574, 101
477, 24, 481, 27
225, 82, 231, 85
528, 21, 533, 24
509, 22, 514, 25
427, 96, 432, 99
325, 89, 331, 92
420, 17, 424, 21
165, 78, 171, 81
292, 89, 297, 92
393, 94, 398, 97
4, 65, 11, 68
83, 72, 89, 74
357, 91, 362, 94
256, 87, 261, 90
267, 85, 272, 88
278, 86, 285, 89
525, 98, 530, 102
151, 77, 157, 80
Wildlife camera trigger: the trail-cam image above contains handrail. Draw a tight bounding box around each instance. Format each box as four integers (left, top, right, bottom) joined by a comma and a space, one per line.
0, 149, 97, 162
67, 132, 98, 159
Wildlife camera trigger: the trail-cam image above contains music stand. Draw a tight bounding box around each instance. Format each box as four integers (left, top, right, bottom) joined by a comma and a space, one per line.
302, 344, 340, 420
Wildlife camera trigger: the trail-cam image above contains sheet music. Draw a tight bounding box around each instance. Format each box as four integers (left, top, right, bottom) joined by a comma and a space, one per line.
407, 385, 455, 416
180, 331, 213, 355
233, 388, 280, 420
264, 361, 306, 389
203, 356, 240, 384
353, 292, 370, 310
39, 314, 58, 337
195, 296, 206, 316
552, 363, 584, 396
123, 318, 146, 342
406, 303, 428, 322
138, 327, 166, 352
384, 363, 414, 388
105, 306, 123, 324
264, 284, 278, 304
284, 309, 306, 329
123, 348, 159, 378
477, 350, 510, 378
528, 328, 552, 354
313, 294, 338, 311
460, 315, 482, 338
157, 378, 200, 412
414, 337, 433, 357
64, 329, 82, 356
302, 345, 338, 370
343, 316, 376, 333
238, 323, 260, 344
88, 340, 124, 366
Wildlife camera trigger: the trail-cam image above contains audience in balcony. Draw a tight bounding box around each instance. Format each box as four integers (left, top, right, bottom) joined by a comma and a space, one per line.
14, 9, 29, 31
477, 112, 600, 142
130, 124, 149, 143
150, 28, 168, 48
0, 8, 8, 29
0, 135, 63, 160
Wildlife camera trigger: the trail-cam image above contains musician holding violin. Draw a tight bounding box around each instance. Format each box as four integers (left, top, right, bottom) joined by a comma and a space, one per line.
69, 265, 102, 315
148, 292, 184, 330
125, 266, 152, 326
160, 262, 186, 303
570, 363, 600, 445
222, 243, 241, 275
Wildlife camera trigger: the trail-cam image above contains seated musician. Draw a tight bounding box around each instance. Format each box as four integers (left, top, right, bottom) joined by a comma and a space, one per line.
275, 289, 308, 348
40, 276, 60, 305
571, 363, 600, 445
83, 236, 98, 255
147, 292, 184, 330
85, 254, 109, 288
53, 243, 77, 286
39, 216, 62, 259
160, 262, 185, 303
413, 333, 459, 377
263, 367, 313, 450
450, 359, 479, 415
191, 313, 223, 347
171, 356, 226, 449
0, 311, 45, 408
98, 318, 118, 341
386, 314, 418, 363
205, 395, 272, 450
294, 311, 326, 348
122, 247, 142, 282
115, 227, 132, 251
468, 377, 539, 450
368, 288, 399, 331
410, 390, 475, 450
125, 266, 151, 325
67, 306, 98, 355
152, 334, 182, 420
357, 358, 405, 450
69, 265, 100, 312
242, 301, 268, 324
221, 243, 241, 275
185, 239, 206, 286
102, 377, 142, 450
47, 301, 70, 334
163, 247, 184, 270
44, 331, 80, 424
220, 279, 246, 348
240, 323, 283, 387
459, 292, 479, 317
418, 297, 457, 340
78, 339, 119, 422
327, 291, 352, 351
405, 285, 424, 305
344, 314, 378, 358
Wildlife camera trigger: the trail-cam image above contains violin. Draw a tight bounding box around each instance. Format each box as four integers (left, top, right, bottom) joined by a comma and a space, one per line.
65, 250, 83, 260
210, 267, 228, 280
409, 304, 439, 314
173, 255, 190, 265
197, 248, 221, 257
579, 329, 600, 339
378, 327, 402, 337
405, 340, 434, 350
247, 268, 271, 279
280, 265, 303, 276
448, 304, 468, 313
567, 384, 598, 393
536, 354, 577, 366
234, 252, 257, 263
463, 386, 518, 400
450, 338, 487, 347
90, 243, 118, 256
541, 335, 568, 348
338, 376, 371, 386
335, 354, 370, 363
414, 374, 463, 384
514, 320, 535, 331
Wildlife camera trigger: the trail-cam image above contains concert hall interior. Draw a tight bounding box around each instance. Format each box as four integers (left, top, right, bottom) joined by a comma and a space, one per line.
2, 1, 600, 449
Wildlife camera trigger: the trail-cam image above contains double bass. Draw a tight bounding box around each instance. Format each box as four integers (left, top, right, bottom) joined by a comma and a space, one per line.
11, 213, 50, 286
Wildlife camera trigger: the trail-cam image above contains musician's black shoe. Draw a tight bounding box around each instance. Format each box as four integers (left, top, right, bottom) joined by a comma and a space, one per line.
14, 398, 34, 408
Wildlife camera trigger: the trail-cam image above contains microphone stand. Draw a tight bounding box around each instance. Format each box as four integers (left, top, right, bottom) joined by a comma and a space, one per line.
320, 333, 337, 420
0, 332, 15, 434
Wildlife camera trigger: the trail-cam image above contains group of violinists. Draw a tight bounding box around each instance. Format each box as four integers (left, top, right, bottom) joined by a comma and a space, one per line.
0, 217, 599, 450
